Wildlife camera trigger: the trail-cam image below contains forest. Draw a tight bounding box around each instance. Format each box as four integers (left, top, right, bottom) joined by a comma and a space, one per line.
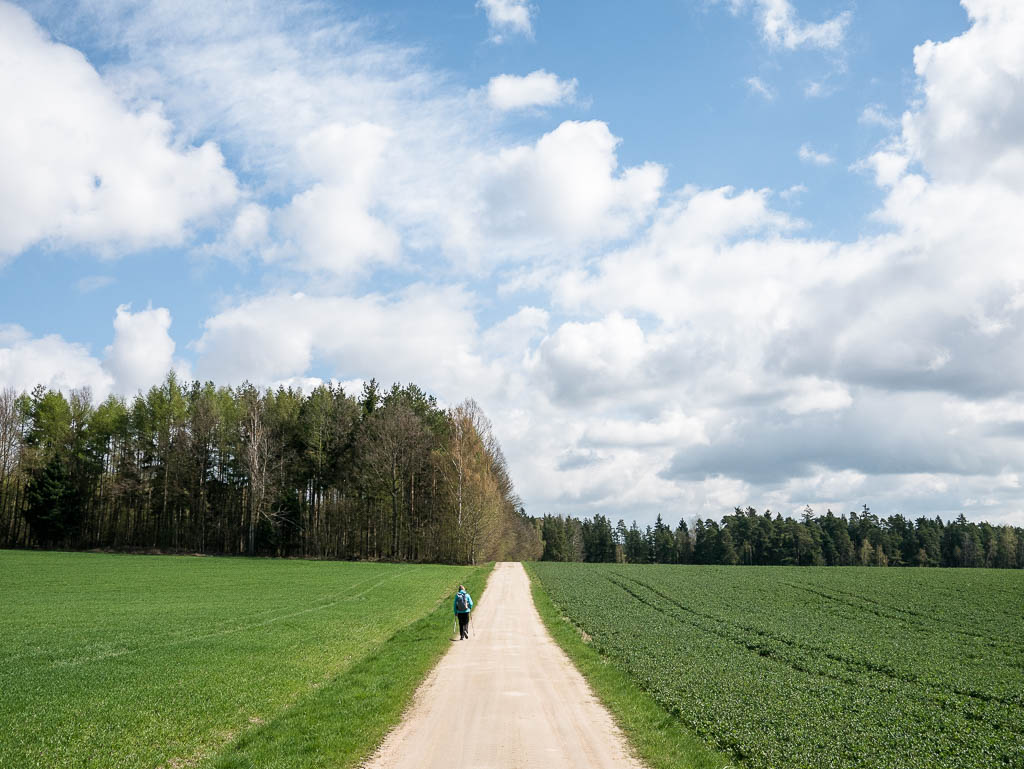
538, 508, 1024, 568
4, 374, 1022, 569
0, 376, 541, 563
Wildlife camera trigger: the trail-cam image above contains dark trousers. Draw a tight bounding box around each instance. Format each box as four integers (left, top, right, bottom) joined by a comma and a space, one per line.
457, 612, 470, 639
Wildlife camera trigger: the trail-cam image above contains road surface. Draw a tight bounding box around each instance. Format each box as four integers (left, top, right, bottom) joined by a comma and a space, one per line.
363, 561, 645, 769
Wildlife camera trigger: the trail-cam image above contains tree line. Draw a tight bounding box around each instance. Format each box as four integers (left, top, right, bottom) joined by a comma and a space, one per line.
538, 506, 1024, 568
0, 376, 542, 563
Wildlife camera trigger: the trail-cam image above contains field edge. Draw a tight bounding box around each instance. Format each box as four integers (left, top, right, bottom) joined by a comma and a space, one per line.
204, 562, 496, 769
524, 562, 737, 769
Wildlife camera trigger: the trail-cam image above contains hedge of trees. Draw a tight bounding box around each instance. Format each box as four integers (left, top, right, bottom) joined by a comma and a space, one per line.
0, 376, 541, 563
538, 506, 1024, 568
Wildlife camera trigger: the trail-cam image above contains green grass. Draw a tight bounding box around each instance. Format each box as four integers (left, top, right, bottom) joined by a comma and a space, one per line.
528, 563, 1024, 769
0, 550, 489, 769
206, 562, 492, 768
524, 562, 734, 769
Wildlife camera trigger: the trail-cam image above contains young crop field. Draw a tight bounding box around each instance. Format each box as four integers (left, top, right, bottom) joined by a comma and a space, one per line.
0, 550, 484, 769
528, 563, 1024, 769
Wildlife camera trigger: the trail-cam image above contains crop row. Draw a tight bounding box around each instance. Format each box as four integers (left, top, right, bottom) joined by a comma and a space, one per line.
530, 563, 1024, 769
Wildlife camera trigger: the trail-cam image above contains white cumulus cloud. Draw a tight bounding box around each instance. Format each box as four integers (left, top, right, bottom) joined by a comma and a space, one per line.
0, 325, 114, 400
0, 307, 192, 400
487, 70, 577, 110
728, 0, 851, 51
271, 122, 401, 276
456, 121, 665, 262
477, 0, 533, 41
103, 305, 185, 395
0, 1, 238, 260
193, 285, 489, 397
902, 0, 1024, 191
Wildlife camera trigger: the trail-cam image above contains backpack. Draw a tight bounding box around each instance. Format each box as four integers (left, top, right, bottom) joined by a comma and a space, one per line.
455, 592, 468, 612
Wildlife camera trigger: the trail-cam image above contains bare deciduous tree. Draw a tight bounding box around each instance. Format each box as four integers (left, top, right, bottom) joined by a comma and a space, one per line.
240, 384, 269, 554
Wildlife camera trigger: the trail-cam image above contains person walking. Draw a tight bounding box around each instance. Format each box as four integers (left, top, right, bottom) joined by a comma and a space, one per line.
453, 584, 473, 640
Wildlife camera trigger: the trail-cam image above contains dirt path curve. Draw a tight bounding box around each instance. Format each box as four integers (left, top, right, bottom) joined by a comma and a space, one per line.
364, 561, 646, 769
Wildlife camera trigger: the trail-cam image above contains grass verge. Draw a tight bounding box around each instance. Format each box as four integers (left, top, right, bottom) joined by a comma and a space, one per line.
524, 562, 735, 769
205, 562, 495, 769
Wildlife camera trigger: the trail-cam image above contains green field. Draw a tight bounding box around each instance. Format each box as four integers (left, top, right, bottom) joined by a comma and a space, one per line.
0, 550, 487, 769
529, 563, 1024, 769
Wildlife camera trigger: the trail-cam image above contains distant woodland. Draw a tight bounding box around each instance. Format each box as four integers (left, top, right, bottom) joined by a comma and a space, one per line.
539, 508, 1024, 568
0, 376, 541, 563
3, 377, 1022, 568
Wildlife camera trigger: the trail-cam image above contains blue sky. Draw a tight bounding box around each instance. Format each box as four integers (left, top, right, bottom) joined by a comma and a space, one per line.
3, 0, 1024, 526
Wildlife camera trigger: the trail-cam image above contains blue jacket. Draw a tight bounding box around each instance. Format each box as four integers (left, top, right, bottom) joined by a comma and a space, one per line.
453, 589, 473, 614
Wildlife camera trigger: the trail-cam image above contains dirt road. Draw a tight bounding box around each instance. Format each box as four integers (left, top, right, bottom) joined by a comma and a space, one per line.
364, 561, 645, 769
